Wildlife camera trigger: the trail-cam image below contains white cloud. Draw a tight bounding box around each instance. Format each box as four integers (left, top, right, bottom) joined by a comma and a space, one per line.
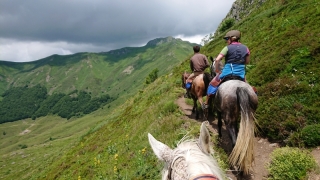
175, 34, 206, 45
0, 39, 104, 62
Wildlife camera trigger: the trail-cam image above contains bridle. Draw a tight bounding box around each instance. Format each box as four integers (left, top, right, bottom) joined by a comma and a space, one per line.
166, 143, 220, 180
167, 157, 220, 180
191, 174, 220, 180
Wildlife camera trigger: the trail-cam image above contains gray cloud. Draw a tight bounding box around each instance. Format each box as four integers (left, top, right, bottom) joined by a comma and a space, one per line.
0, 0, 235, 62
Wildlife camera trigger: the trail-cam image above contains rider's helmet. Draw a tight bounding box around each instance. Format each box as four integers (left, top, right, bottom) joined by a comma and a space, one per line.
224, 30, 241, 41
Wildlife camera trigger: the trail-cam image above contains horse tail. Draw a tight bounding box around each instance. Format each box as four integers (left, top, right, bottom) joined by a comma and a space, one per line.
228, 87, 256, 175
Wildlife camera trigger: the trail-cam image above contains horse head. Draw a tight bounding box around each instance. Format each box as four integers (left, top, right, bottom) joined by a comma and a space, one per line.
181, 72, 190, 89
209, 58, 224, 77
148, 122, 226, 180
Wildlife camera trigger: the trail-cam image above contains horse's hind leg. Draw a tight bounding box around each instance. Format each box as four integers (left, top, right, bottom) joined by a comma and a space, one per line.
217, 111, 222, 139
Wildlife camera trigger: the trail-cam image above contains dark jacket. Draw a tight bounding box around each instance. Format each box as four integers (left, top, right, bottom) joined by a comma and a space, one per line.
190, 53, 209, 72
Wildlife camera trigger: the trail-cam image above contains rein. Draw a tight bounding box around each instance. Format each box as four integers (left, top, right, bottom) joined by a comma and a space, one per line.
191, 174, 220, 180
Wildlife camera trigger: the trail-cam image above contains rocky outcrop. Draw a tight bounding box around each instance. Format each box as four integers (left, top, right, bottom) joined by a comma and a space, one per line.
214, 0, 267, 37
226, 0, 267, 22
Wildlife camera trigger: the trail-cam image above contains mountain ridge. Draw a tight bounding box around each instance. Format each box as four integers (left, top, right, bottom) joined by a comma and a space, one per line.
0, 36, 197, 97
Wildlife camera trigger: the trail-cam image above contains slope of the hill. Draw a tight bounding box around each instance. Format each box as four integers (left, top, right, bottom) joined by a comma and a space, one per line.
202, 0, 320, 144
0, 37, 197, 122
0, 65, 205, 179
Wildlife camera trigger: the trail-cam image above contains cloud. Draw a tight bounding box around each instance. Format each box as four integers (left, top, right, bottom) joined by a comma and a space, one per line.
0, 0, 235, 62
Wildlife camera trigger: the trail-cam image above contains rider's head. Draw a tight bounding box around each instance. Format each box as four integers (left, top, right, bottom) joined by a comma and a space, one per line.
193, 45, 200, 53
223, 30, 241, 42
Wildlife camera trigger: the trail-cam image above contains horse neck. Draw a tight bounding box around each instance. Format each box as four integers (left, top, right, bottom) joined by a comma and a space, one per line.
182, 73, 190, 85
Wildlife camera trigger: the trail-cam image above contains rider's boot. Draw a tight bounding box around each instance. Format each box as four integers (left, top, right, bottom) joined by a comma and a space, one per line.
184, 89, 191, 98
184, 82, 192, 98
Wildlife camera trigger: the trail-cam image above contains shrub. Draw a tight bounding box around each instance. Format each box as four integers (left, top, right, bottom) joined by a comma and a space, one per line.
219, 19, 235, 33
267, 147, 317, 180
161, 101, 178, 115
301, 124, 320, 147
145, 68, 159, 84
19, 144, 28, 149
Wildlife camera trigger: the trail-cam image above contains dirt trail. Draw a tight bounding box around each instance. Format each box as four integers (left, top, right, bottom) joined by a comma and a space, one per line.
176, 96, 320, 180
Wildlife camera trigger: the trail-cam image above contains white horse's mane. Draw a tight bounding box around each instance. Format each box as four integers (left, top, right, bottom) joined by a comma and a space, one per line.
161, 138, 225, 180
148, 122, 227, 180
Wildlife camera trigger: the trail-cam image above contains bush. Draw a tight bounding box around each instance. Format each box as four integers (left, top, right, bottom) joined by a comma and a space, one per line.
145, 68, 159, 84
19, 144, 28, 149
161, 101, 178, 115
219, 19, 235, 33
301, 124, 320, 147
267, 147, 317, 180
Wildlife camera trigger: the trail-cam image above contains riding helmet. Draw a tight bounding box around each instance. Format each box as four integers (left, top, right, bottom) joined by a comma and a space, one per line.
224, 30, 241, 40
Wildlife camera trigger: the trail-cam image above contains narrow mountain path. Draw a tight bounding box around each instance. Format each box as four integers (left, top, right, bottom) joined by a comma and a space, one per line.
176, 96, 320, 180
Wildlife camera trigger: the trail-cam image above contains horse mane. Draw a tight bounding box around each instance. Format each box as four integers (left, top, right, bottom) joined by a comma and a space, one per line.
161, 137, 225, 180
203, 72, 212, 90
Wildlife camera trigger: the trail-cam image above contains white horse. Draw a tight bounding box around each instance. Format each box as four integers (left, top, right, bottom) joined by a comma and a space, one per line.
148, 122, 228, 180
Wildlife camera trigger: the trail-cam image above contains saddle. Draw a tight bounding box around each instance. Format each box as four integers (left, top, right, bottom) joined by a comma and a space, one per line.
213, 74, 257, 94
220, 74, 244, 84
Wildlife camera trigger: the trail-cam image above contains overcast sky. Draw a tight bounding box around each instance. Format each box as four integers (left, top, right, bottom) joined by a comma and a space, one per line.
0, 0, 235, 62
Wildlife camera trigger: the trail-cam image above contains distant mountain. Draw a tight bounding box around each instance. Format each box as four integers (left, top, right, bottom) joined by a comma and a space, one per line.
0, 37, 197, 97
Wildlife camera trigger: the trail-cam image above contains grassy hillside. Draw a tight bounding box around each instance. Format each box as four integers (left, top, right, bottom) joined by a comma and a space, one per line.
202, 0, 320, 143
0, 37, 196, 122
1, 0, 320, 179
0, 66, 219, 179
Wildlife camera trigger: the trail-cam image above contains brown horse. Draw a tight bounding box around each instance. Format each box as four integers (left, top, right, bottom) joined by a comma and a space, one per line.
181, 72, 211, 120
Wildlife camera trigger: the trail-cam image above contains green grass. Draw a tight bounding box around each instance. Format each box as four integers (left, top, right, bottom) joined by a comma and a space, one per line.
267, 147, 317, 180
0, 65, 228, 179
203, 0, 320, 143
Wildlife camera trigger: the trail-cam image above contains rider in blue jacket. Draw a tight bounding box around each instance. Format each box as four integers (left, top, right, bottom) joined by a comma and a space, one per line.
204, 30, 250, 107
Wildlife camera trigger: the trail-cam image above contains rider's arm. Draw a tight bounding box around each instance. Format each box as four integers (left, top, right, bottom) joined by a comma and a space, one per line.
214, 55, 223, 73
245, 47, 250, 64
215, 46, 228, 73
190, 60, 194, 71
245, 55, 250, 64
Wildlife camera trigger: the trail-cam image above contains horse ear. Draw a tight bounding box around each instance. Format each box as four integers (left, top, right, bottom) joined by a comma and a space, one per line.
148, 133, 173, 162
199, 122, 211, 154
